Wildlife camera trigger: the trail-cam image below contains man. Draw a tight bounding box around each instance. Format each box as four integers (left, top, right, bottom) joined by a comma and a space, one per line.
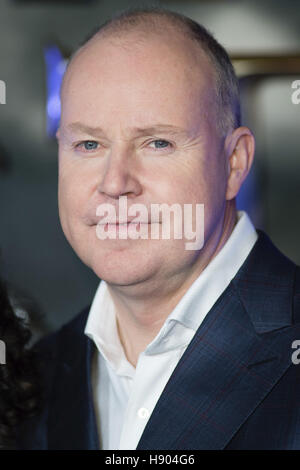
17, 8, 300, 450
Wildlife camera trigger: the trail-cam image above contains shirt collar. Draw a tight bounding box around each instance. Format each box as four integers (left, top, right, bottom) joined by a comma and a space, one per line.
85, 279, 135, 376
164, 210, 257, 330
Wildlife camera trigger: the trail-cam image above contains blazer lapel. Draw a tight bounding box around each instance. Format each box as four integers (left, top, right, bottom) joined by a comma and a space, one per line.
48, 309, 100, 450
137, 231, 300, 449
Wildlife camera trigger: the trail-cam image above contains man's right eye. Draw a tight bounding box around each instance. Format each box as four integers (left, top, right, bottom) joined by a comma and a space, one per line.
75, 141, 99, 151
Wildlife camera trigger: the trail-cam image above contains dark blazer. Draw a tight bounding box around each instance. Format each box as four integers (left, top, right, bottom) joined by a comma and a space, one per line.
17, 230, 300, 449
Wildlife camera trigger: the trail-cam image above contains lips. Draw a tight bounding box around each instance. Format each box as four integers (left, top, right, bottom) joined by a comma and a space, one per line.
85, 214, 161, 226
100, 220, 149, 225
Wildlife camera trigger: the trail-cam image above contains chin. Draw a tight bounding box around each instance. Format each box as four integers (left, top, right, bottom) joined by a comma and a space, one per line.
89, 246, 159, 287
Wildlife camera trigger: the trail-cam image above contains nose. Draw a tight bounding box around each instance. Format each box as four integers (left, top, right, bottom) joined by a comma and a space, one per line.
97, 144, 142, 200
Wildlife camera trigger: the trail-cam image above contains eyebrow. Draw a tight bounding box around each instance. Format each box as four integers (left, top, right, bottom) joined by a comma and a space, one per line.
64, 122, 189, 139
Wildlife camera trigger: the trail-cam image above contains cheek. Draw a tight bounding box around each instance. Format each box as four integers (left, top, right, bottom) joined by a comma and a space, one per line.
58, 160, 89, 224
155, 160, 207, 204
149, 156, 193, 193
158, 155, 227, 236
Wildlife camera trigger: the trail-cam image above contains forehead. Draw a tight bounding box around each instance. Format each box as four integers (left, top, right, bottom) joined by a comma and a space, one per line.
60, 31, 216, 132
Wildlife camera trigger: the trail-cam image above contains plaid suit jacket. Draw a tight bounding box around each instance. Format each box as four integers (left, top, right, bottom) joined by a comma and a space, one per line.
17, 230, 300, 449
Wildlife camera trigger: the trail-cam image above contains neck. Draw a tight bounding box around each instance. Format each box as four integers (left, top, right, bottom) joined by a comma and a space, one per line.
109, 201, 238, 367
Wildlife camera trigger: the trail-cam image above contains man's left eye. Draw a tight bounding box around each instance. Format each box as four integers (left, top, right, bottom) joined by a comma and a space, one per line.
149, 140, 171, 149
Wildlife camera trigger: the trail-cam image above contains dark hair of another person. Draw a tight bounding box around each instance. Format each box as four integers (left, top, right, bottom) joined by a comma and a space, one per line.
0, 278, 41, 449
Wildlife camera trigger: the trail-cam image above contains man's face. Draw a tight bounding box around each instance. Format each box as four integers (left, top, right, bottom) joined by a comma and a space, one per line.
57, 32, 229, 288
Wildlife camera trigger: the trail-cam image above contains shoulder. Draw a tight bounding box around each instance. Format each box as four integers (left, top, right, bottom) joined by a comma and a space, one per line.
16, 305, 91, 449
232, 229, 300, 330
33, 305, 91, 358
236, 229, 299, 284
29, 304, 91, 395
32, 304, 92, 411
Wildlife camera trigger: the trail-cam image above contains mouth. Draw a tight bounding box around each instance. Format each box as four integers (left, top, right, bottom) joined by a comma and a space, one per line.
98, 222, 150, 227
97, 221, 152, 238
98, 220, 157, 226
102, 221, 150, 227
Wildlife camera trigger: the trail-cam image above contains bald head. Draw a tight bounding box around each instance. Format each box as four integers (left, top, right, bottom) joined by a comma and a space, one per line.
63, 7, 240, 138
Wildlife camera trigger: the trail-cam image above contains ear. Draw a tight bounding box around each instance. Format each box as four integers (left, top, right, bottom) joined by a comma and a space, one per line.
224, 126, 255, 201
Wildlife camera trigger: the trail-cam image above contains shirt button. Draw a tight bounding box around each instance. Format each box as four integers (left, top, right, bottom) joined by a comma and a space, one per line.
138, 407, 150, 419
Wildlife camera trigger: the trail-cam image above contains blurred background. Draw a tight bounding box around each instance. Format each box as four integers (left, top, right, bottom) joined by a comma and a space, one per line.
0, 0, 299, 337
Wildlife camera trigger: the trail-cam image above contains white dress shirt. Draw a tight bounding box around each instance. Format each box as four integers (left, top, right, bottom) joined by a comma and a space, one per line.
84, 210, 258, 450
